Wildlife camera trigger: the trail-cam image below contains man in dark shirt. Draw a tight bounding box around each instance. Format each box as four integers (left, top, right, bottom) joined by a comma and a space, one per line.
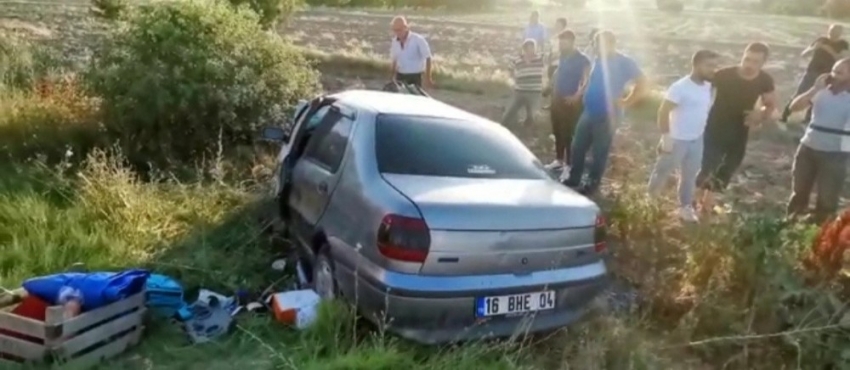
545, 30, 590, 175
696, 42, 777, 213
781, 24, 847, 123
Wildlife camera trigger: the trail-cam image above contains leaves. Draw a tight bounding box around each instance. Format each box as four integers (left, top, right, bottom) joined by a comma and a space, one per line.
84, 0, 319, 168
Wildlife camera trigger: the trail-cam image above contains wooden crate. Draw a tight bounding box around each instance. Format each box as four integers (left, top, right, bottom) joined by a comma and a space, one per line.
0, 290, 146, 369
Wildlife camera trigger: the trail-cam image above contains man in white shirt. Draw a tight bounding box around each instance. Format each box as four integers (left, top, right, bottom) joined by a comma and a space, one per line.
647, 49, 720, 222
390, 16, 433, 88
786, 58, 850, 223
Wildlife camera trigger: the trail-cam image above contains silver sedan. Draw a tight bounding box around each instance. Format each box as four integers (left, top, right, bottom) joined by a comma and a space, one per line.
263, 90, 609, 344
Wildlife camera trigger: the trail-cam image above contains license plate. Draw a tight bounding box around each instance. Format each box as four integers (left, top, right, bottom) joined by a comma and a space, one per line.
476, 291, 556, 317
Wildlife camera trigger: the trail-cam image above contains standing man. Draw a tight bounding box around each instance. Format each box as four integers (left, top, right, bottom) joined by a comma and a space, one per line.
647, 50, 720, 222
786, 58, 850, 223
583, 28, 599, 57
542, 17, 568, 110
546, 18, 569, 82
390, 16, 433, 88
781, 24, 848, 123
546, 30, 591, 175
562, 31, 649, 195
523, 10, 547, 53
502, 39, 546, 127
695, 42, 777, 212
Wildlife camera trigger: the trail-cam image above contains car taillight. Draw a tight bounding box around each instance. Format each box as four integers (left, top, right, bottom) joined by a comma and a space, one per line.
377, 214, 431, 263
594, 214, 607, 253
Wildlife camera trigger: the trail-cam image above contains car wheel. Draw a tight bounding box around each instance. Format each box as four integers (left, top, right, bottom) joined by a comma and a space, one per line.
313, 245, 338, 300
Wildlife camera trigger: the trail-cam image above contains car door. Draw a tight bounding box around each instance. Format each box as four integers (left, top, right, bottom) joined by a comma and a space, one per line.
288, 105, 355, 247
275, 100, 332, 196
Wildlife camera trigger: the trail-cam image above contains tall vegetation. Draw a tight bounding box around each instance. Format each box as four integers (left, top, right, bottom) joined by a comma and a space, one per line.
84, 0, 318, 168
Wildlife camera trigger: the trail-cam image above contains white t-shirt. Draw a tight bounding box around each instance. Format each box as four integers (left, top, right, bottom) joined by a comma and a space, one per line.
390, 31, 432, 74
664, 76, 713, 141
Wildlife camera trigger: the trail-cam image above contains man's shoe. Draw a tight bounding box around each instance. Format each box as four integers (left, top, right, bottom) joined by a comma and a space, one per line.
678, 206, 699, 223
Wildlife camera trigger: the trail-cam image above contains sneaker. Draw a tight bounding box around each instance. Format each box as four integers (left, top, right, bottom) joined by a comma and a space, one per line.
544, 160, 564, 170
558, 165, 571, 181
678, 206, 699, 223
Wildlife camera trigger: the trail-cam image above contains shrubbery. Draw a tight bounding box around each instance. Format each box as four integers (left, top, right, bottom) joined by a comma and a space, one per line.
91, 0, 300, 28
305, 0, 497, 11
229, 0, 303, 29
90, 0, 128, 20
0, 34, 59, 92
85, 0, 318, 168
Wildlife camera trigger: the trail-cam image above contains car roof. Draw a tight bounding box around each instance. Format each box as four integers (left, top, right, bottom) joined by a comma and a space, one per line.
329, 90, 488, 123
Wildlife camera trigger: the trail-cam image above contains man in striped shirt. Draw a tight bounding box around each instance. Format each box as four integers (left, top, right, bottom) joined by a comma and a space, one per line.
502, 39, 546, 127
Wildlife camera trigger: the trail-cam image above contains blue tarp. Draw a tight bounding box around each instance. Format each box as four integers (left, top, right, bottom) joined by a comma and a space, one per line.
145, 274, 185, 318
22, 269, 150, 311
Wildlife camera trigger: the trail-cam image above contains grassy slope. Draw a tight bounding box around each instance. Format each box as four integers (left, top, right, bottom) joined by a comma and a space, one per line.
0, 49, 671, 367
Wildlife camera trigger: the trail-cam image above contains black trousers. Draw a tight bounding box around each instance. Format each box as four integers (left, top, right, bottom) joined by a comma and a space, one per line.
787, 145, 849, 223
396, 72, 422, 87
696, 131, 747, 192
550, 97, 583, 164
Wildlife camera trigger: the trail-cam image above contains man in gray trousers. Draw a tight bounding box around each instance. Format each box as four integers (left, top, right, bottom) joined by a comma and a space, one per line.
647, 50, 720, 222
786, 58, 850, 223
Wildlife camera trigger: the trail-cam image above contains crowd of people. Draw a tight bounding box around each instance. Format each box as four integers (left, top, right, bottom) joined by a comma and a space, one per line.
386, 14, 850, 224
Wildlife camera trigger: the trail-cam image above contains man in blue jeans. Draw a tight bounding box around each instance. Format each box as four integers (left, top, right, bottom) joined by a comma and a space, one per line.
562, 31, 649, 195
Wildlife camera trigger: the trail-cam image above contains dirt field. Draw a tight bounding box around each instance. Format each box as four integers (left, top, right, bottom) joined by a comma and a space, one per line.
285, 7, 845, 210
2, 0, 836, 210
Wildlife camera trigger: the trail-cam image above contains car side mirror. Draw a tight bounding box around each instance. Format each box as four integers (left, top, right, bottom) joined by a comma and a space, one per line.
260, 126, 290, 143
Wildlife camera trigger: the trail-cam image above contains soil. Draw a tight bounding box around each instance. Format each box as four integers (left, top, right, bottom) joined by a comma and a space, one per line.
2, 1, 844, 210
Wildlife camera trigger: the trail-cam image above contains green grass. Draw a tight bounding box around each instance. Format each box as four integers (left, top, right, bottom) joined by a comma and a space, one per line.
0, 144, 680, 370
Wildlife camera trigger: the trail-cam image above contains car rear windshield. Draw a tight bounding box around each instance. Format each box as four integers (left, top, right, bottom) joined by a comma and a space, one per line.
375, 114, 547, 179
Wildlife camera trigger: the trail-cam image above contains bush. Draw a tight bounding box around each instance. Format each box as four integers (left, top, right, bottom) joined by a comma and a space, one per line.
0, 33, 59, 91
229, 0, 303, 29
85, 0, 319, 168
0, 77, 101, 163
306, 0, 496, 10
90, 0, 128, 20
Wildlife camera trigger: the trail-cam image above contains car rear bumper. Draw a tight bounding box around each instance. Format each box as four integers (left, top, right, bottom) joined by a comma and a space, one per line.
339, 260, 609, 344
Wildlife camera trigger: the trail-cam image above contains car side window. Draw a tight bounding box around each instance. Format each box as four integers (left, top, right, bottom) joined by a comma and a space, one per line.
302, 107, 353, 173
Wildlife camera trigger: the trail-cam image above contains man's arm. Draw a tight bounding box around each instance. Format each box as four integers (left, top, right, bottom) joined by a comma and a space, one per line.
757, 91, 778, 119
657, 99, 677, 134
789, 87, 818, 112
753, 74, 778, 122
802, 44, 817, 57
803, 38, 825, 57
621, 59, 647, 106
819, 43, 840, 58
622, 75, 649, 106
657, 83, 681, 133
574, 64, 592, 97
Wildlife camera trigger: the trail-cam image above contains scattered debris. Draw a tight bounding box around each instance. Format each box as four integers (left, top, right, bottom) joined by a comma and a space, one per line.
269, 289, 321, 329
